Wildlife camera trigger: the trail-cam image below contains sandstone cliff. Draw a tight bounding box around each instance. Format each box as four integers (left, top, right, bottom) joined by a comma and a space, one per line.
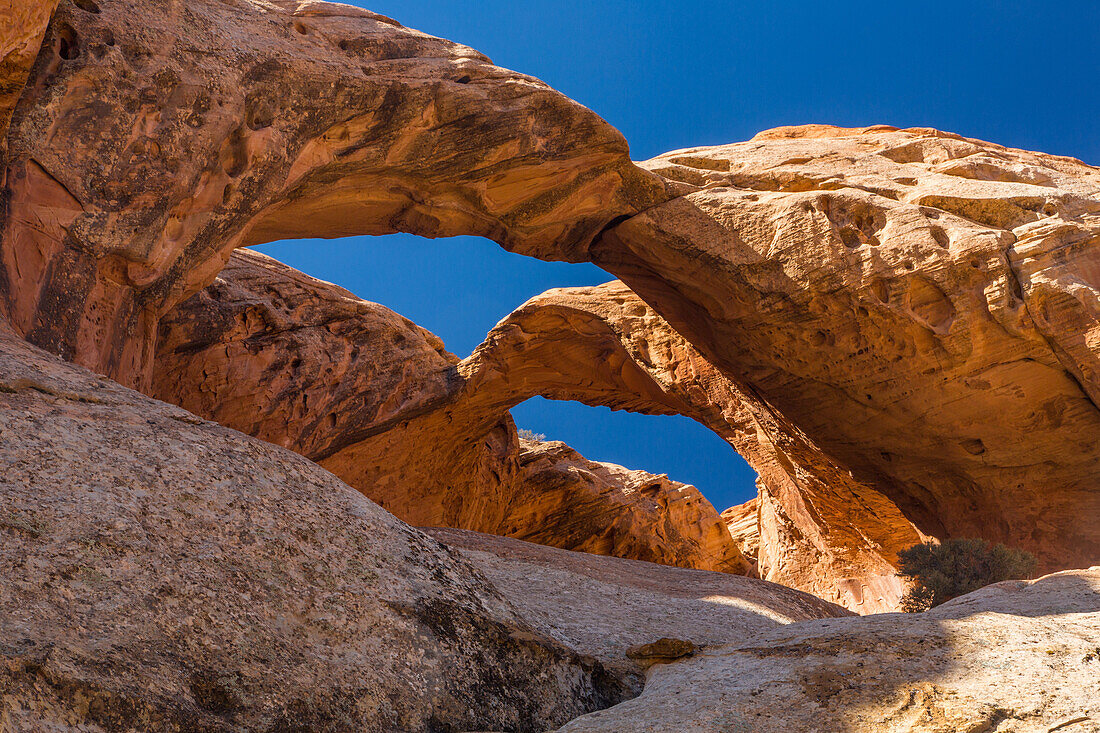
600, 126, 1100, 571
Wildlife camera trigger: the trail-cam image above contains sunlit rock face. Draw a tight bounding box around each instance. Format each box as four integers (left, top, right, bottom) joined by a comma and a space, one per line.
0, 0, 57, 142
597, 125, 1100, 573
153, 249, 749, 576
559, 567, 1100, 733
0, 0, 668, 391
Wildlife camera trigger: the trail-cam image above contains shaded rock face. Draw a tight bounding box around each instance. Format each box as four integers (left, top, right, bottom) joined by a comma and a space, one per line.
0, 327, 630, 733
598, 126, 1100, 571
559, 567, 1100, 733
154, 249, 749, 576
1, 0, 667, 391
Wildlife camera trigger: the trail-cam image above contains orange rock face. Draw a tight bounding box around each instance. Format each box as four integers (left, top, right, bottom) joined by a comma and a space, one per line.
1, 0, 667, 390
154, 249, 749, 575
0, 1, 57, 145
598, 126, 1100, 574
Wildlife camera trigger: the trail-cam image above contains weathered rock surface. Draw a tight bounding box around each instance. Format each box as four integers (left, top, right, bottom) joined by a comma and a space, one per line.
1, 0, 667, 390
0, 0, 56, 142
424, 527, 852, 680
0, 326, 631, 733
598, 126, 1100, 572
154, 249, 749, 575
559, 567, 1100, 733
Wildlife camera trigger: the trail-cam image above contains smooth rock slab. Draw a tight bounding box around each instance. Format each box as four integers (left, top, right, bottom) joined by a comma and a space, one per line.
557, 568, 1100, 733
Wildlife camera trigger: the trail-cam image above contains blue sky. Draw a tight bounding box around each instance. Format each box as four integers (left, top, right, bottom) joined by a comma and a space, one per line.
258, 1, 1098, 511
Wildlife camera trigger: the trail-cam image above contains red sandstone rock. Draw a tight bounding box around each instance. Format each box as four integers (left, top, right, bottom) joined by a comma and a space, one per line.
1, 0, 667, 390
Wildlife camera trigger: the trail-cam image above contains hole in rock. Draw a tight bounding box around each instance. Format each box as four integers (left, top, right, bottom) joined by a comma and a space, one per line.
73, 0, 100, 13
57, 24, 80, 60
255, 233, 759, 512
512, 397, 758, 512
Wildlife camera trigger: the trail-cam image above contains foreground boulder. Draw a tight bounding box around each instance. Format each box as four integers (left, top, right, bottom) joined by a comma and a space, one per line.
0, 327, 628, 732
560, 567, 1100, 732
154, 249, 748, 575
1, 0, 667, 390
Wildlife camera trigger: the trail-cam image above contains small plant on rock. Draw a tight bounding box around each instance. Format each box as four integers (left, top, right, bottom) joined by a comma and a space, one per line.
897, 538, 1038, 612
517, 428, 546, 442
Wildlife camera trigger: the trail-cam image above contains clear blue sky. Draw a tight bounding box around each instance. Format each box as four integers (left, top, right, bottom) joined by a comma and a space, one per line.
258, 1, 1099, 511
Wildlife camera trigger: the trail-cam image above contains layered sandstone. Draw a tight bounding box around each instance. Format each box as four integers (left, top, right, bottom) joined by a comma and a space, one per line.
0, 325, 630, 732
1, 0, 667, 390
597, 126, 1100, 571
154, 249, 748, 575
560, 567, 1100, 733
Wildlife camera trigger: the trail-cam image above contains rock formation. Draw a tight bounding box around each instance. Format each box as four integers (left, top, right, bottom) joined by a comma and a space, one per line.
0, 325, 629, 732
0, 324, 859, 731
0, 0, 57, 141
1, 0, 667, 391
560, 567, 1100, 732
154, 248, 749, 576
5, 1, 1097, 595
599, 126, 1100, 571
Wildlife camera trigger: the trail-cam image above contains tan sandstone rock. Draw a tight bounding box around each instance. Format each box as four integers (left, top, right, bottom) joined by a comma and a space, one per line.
558, 567, 1100, 733
0, 325, 630, 732
1, 0, 667, 390
154, 249, 749, 575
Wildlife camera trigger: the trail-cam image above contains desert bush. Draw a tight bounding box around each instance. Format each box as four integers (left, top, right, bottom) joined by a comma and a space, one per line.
517, 428, 546, 442
897, 538, 1038, 612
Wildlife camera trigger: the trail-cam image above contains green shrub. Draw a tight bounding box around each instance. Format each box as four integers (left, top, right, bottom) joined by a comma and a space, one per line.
897, 538, 1038, 612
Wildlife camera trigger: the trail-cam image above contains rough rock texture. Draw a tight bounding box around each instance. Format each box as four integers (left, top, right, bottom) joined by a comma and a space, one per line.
424, 527, 852, 680
504, 439, 747, 576
598, 126, 1100, 572
559, 567, 1100, 733
1, 0, 667, 390
0, 0, 57, 145
154, 248, 747, 575
0, 326, 632, 733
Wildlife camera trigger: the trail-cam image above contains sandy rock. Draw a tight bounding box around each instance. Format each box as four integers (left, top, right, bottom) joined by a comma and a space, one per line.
558, 567, 1100, 733
599, 125, 1100, 572
1, 0, 667, 390
154, 249, 748, 575
0, 327, 630, 733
